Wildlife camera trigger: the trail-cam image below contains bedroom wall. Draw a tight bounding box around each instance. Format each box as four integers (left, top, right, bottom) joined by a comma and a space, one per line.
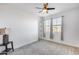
0, 4, 38, 49
42, 7, 79, 47
52, 7, 79, 47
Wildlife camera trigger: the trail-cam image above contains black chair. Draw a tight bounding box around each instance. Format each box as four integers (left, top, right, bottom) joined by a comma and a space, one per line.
0, 34, 14, 55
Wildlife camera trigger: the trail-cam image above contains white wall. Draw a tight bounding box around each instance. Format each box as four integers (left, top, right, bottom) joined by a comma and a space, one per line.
42, 7, 79, 47
51, 7, 79, 47
0, 4, 38, 49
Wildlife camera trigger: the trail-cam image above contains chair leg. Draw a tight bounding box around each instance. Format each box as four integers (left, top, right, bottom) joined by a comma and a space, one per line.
5, 44, 8, 52
11, 42, 14, 51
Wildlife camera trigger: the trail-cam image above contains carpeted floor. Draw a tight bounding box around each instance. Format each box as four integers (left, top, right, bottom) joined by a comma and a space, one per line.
9, 40, 79, 55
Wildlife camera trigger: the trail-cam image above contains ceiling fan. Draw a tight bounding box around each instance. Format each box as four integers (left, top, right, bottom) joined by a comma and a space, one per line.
36, 3, 55, 13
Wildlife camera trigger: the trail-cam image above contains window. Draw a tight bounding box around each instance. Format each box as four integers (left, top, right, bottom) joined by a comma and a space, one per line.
39, 16, 63, 41
52, 17, 62, 32
52, 16, 63, 40
43, 19, 51, 39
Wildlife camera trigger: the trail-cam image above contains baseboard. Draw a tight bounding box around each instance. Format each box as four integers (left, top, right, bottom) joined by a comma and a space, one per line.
14, 40, 39, 50
42, 39, 79, 49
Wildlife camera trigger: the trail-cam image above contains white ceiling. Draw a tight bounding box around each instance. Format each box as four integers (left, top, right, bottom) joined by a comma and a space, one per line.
2, 3, 79, 16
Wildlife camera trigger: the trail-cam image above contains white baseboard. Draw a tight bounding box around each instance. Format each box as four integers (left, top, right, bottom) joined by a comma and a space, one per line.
14, 39, 38, 49
41, 37, 79, 48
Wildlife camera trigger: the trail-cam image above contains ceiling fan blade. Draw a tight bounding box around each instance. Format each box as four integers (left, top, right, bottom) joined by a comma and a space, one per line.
39, 10, 42, 13
47, 8, 55, 10
36, 7, 42, 9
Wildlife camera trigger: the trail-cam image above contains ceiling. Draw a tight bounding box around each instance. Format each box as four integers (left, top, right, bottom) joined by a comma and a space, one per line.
2, 3, 79, 16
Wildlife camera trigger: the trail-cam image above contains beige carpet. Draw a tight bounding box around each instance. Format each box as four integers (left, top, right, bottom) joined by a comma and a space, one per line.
9, 40, 79, 55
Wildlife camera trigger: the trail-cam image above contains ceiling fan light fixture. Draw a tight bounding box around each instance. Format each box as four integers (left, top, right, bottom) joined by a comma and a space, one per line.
42, 9, 48, 13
